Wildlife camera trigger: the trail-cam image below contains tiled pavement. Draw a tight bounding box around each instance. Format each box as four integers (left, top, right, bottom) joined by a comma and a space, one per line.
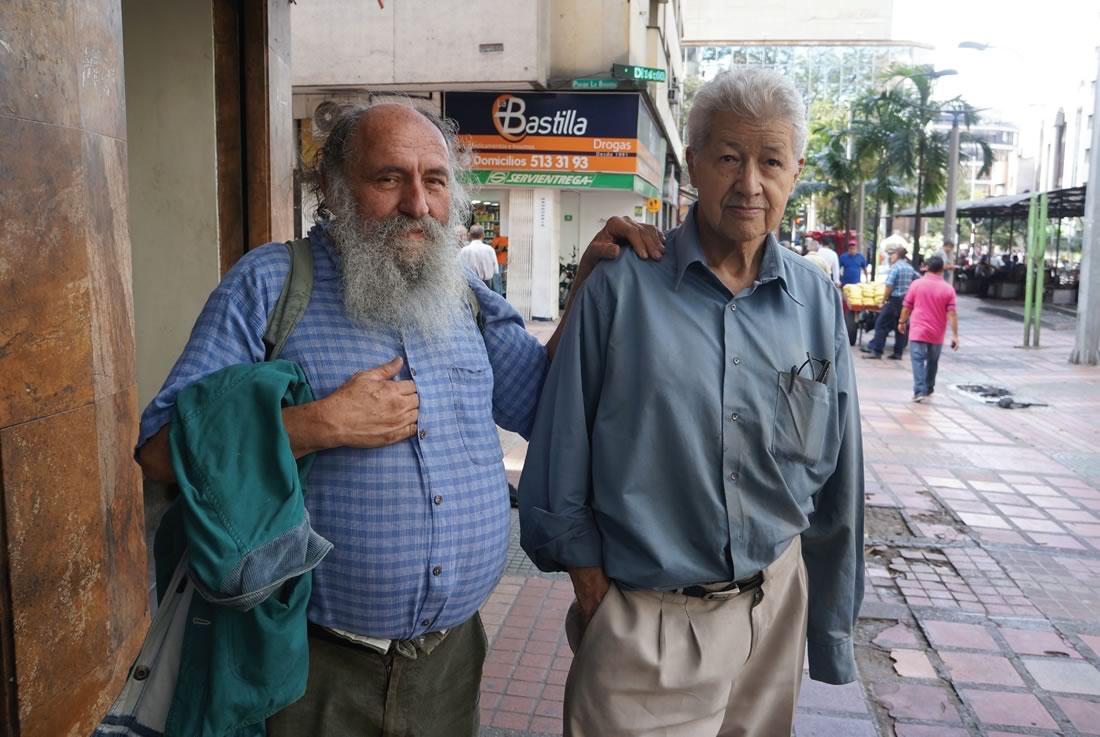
480, 296, 1100, 736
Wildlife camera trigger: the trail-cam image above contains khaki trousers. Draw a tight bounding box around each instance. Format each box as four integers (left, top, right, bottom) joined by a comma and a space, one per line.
564, 537, 808, 737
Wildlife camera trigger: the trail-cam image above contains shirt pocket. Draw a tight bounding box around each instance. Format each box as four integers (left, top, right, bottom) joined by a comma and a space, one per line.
771, 371, 830, 466
448, 366, 504, 465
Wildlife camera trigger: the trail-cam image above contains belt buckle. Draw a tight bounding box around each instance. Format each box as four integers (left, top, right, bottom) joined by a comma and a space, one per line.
702, 585, 740, 601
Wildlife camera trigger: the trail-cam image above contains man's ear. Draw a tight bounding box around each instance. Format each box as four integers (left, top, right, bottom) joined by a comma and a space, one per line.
686, 146, 696, 186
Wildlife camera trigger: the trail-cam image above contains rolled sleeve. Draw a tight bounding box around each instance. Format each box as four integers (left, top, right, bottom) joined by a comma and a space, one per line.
802, 312, 866, 684
519, 276, 609, 572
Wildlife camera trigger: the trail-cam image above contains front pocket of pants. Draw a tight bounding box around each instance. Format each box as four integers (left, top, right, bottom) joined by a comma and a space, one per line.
448, 367, 504, 465
771, 372, 829, 466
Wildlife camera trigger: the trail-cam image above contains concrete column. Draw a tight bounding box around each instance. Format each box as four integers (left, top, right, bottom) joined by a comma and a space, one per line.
1070, 48, 1100, 366
506, 189, 561, 321
0, 2, 148, 734
944, 114, 961, 243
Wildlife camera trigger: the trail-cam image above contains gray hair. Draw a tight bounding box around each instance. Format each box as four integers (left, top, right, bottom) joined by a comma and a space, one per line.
687, 67, 808, 157
301, 98, 472, 226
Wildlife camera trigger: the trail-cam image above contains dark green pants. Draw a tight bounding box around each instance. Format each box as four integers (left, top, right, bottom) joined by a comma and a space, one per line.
267, 614, 487, 737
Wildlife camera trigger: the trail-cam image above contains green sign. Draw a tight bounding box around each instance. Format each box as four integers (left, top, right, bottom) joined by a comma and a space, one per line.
571, 79, 620, 90
467, 171, 662, 199
612, 64, 667, 83
467, 170, 636, 189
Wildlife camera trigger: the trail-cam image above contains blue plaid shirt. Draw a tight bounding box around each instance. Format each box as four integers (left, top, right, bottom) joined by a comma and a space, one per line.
884, 259, 920, 298
138, 225, 548, 639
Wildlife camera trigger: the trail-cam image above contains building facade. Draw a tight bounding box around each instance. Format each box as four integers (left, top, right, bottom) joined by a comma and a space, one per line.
290, 0, 686, 320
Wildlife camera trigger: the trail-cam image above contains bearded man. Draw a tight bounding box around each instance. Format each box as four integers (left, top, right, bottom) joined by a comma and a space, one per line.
135, 101, 663, 737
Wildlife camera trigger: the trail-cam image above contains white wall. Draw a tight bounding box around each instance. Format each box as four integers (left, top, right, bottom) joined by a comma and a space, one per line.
292, 0, 549, 90
123, 1, 222, 408
550, 0, 630, 79
577, 190, 647, 256
681, 0, 895, 44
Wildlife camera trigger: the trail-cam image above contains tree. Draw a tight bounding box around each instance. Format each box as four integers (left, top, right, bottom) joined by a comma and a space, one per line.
865, 65, 993, 255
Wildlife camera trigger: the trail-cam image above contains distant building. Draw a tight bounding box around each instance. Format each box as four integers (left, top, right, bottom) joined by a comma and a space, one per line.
930, 116, 1020, 199
680, 0, 930, 108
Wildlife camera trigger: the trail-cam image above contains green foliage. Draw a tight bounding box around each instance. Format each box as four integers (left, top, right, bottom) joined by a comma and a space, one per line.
795, 63, 992, 245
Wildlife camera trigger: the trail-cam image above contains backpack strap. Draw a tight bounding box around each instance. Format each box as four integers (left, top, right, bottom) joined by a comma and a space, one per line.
263, 239, 314, 361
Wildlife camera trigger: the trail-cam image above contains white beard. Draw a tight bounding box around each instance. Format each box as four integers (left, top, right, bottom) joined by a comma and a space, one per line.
326, 186, 467, 340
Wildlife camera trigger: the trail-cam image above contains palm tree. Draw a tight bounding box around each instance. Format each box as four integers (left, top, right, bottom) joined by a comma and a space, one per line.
853, 67, 993, 257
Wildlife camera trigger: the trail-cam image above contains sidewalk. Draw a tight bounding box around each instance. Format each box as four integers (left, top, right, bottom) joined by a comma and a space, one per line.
480, 295, 1100, 737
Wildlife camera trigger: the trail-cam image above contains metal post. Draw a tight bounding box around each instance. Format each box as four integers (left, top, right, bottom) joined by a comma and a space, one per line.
1056, 217, 1063, 268
1024, 195, 1037, 347
1051, 109, 1067, 190
913, 135, 926, 260
1070, 46, 1100, 365
1035, 194, 1049, 346
857, 180, 866, 252
944, 112, 962, 244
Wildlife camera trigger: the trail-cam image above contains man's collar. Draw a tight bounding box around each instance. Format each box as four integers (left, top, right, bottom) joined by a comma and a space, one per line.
673, 205, 802, 305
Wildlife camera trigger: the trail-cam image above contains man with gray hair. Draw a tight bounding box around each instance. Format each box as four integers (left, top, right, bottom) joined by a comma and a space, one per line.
134, 100, 664, 736
520, 67, 865, 736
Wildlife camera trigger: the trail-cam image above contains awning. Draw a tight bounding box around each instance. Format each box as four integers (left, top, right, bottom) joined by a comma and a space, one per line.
896, 184, 1086, 220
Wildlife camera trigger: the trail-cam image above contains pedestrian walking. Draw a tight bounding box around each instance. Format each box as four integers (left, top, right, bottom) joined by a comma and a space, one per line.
898, 256, 959, 402
863, 246, 919, 360
933, 239, 958, 288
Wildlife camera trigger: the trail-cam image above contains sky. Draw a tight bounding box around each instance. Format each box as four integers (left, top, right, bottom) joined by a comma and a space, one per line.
892, 0, 1100, 156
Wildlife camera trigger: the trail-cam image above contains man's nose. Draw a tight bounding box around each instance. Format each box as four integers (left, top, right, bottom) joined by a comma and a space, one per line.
399, 177, 430, 219
734, 161, 762, 197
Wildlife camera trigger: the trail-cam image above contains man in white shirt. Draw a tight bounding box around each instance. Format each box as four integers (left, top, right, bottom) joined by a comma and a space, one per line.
933, 240, 957, 288
459, 224, 498, 290
805, 237, 841, 287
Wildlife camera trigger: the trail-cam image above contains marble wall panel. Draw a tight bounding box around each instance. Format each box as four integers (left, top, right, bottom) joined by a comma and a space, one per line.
0, 406, 111, 732
0, 117, 95, 429
82, 132, 136, 402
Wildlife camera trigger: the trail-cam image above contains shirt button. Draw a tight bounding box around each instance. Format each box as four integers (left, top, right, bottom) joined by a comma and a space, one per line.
419, 429, 428, 439
730, 412, 739, 422
410, 367, 417, 377
730, 472, 740, 481
729, 304, 737, 312
421, 618, 431, 627
432, 565, 442, 576
732, 357, 742, 365
434, 495, 443, 505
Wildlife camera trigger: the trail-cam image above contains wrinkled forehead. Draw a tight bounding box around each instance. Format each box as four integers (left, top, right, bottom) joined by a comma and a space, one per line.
704, 112, 797, 156
354, 105, 450, 165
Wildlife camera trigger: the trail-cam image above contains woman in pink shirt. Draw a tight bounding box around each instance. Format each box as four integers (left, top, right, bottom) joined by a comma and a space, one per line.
898, 257, 960, 402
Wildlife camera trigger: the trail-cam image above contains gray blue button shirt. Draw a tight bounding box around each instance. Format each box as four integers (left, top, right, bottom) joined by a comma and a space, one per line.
519, 208, 865, 684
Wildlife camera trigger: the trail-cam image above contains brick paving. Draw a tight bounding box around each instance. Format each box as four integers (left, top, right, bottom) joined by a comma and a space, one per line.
480, 296, 1100, 736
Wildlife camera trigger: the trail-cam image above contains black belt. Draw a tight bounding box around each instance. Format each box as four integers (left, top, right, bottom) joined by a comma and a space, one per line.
676, 571, 764, 600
